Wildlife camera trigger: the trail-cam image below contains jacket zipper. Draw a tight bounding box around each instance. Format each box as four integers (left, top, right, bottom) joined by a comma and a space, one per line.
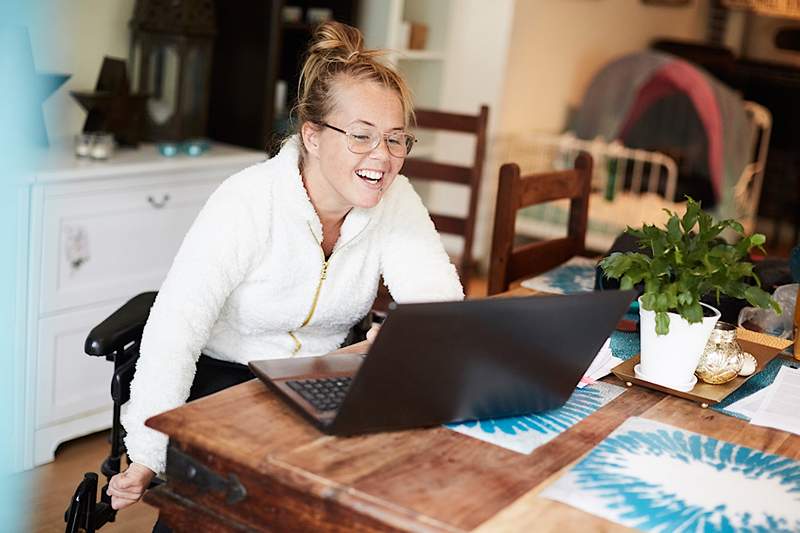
288, 244, 329, 354
289, 220, 370, 354
287, 224, 340, 355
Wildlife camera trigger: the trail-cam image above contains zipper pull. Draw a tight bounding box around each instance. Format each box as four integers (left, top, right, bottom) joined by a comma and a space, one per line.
321, 262, 328, 280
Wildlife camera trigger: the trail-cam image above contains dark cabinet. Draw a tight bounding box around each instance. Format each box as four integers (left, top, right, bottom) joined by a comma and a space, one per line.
207, 0, 359, 153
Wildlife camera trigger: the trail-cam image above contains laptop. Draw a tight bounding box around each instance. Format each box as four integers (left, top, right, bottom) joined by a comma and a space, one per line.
249, 290, 636, 435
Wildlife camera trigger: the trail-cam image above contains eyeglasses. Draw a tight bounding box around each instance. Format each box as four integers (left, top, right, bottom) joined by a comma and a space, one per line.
321, 123, 417, 158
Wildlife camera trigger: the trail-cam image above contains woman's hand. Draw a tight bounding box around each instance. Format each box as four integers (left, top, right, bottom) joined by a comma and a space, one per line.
107, 462, 156, 510
332, 323, 381, 355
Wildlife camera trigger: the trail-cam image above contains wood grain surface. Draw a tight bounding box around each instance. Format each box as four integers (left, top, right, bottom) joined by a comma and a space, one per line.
144, 290, 800, 532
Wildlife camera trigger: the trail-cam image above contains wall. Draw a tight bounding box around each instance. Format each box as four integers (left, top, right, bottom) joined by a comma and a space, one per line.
742, 13, 800, 66
426, 0, 516, 257
27, 0, 136, 142
498, 0, 711, 136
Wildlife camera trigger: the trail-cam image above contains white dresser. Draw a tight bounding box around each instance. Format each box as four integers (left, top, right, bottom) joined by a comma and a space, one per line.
22, 142, 265, 468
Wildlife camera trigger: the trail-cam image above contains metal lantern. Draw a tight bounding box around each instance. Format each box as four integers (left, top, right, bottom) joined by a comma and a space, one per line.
129, 0, 216, 142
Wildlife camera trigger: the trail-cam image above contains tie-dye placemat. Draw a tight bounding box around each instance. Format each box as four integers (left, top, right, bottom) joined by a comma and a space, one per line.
520, 256, 598, 294
445, 382, 625, 454
541, 416, 800, 532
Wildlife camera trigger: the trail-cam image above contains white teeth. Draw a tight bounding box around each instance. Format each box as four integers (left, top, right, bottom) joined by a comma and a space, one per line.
356, 169, 384, 182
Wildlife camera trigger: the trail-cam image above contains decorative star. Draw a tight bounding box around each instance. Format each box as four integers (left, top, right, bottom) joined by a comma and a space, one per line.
70, 57, 149, 146
1, 26, 70, 147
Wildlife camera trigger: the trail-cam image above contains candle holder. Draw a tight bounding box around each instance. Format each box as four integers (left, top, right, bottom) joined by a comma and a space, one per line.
695, 322, 744, 384
90, 132, 115, 160
74, 132, 116, 160
74, 133, 93, 158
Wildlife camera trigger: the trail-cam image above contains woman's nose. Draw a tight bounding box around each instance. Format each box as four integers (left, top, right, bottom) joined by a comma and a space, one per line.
370, 136, 391, 159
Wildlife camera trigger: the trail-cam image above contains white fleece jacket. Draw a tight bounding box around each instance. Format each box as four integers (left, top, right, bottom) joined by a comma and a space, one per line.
122, 137, 464, 474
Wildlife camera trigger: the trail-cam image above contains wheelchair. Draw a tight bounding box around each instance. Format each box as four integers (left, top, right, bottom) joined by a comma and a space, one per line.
64, 291, 372, 533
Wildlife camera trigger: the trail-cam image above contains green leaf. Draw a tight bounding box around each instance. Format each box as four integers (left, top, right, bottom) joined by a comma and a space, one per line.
727, 262, 754, 279
655, 312, 670, 335
667, 215, 681, 244
726, 219, 745, 235
651, 258, 669, 277
676, 291, 690, 306
704, 224, 725, 241
654, 292, 670, 313
620, 275, 634, 290
681, 202, 699, 232
626, 227, 645, 240
674, 247, 683, 265
750, 233, 766, 247
744, 286, 782, 315
697, 208, 711, 234
681, 302, 704, 324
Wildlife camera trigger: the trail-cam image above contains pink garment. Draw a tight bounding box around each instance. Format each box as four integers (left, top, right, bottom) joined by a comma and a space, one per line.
618, 60, 724, 200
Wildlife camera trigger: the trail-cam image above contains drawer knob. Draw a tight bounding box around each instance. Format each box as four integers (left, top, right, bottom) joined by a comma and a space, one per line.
147, 194, 171, 209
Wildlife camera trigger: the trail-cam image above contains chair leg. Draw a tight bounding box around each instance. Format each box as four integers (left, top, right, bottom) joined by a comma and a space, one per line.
100, 402, 123, 481
64, 471, 119, 532
64, 402, 124, 533
64, 473, 97, 533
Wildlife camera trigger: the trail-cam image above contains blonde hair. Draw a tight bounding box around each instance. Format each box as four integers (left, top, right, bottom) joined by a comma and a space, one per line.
293, 22, 414, 150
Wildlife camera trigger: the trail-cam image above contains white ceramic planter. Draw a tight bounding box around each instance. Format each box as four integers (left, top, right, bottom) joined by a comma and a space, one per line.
637, 298, 720, 391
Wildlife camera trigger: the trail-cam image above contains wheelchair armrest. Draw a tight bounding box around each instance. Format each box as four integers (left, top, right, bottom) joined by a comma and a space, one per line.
85, 292, 158, 357
112, 352, 139, 405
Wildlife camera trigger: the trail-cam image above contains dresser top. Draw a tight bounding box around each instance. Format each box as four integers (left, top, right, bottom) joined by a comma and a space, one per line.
31, 140, 267, 184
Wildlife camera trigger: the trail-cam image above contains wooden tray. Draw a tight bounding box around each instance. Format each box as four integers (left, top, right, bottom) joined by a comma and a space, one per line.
612, 329, 794, 407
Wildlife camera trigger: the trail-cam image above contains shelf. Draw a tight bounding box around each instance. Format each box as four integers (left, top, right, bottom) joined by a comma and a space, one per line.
396, 49, 444, 61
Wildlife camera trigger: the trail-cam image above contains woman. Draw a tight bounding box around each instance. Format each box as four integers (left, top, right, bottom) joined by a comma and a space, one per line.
106, 21, 463, 520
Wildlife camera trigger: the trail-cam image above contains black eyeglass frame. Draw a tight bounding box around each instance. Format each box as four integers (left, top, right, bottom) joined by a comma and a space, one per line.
321, 123, 417, 158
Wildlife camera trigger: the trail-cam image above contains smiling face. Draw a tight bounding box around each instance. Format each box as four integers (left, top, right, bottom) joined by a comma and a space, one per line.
300, 78, 407, 218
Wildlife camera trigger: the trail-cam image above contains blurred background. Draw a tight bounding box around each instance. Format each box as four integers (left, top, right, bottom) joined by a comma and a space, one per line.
8, 0, 800, 530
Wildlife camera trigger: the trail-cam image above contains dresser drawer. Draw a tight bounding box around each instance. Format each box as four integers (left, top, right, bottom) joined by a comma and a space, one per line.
39, 177, 221, 314
35, 301, 122, 429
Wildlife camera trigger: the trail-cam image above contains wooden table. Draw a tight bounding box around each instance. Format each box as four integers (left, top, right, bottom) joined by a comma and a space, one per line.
144, 289, 800, 532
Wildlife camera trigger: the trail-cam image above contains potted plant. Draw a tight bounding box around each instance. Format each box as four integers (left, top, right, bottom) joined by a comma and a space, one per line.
600, 197, 780, 391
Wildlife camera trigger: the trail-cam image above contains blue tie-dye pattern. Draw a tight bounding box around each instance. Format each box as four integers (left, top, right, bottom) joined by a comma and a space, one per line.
541, 263, 596, 294
564, 423, 800, 532
522, 258, 598, 294
453, 387, 604, 436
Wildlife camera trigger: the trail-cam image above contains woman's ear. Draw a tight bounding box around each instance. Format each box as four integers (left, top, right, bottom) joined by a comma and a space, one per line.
301, 121, 321, 158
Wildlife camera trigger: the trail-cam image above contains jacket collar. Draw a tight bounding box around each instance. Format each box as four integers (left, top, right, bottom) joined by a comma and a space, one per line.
273, 136, 380, 248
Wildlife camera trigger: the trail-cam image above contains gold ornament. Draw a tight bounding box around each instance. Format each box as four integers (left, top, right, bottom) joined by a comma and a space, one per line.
695, 322, 744, 384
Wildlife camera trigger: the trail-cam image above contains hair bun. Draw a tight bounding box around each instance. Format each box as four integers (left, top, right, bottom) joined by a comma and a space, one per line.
309, 21, 364, 62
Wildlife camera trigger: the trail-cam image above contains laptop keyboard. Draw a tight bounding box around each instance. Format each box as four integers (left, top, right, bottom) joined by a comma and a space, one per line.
286, 377, 352, 412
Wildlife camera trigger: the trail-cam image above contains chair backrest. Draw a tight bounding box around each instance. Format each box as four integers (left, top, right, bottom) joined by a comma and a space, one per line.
402, 104, 489, 288
734, 100, 772, 234
488, 152, 593, 295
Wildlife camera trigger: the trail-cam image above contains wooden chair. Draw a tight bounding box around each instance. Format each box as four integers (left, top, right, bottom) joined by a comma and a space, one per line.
487, 152, 593, 296
374, 105, 489, 310
404, 105, 489, 288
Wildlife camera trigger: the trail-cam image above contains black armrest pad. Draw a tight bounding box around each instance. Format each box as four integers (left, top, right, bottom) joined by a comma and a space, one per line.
85, 292, 158, 356
112, 354, 139, 404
